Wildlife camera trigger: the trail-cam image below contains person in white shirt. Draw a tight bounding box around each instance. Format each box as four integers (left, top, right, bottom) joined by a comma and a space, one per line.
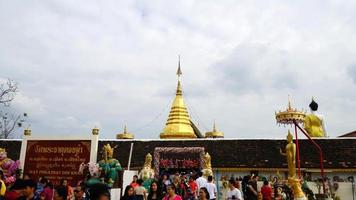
226, 179, 241, 200
196, 172, 207, 191
205, 176, 217, 200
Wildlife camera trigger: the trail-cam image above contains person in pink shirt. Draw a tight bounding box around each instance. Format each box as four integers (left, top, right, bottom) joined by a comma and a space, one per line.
163, 184, 182, 200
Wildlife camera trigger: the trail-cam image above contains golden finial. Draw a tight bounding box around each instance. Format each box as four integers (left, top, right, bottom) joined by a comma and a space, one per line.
24, 128, 31, 136
124, 125, 128, 134
92, 127, 99, 135
288, 95, 292, 110
177, 55, 182, 77
213, 121, 217, 132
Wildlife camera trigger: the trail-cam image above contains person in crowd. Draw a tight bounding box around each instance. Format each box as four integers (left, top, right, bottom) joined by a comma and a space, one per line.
199, 187, 210, 200
147, 181, 163, 200
5, 179, 25, 200
134, 179, 147, 200
54, 186, 68, 200
260, 180, 272, 200
188, 176, 198, 199
17, 179, 40, 200
245, 175, 258, 200
172, 175, 182, 197
60, 179, 73, 200
122, 185, 136, 200
73, 184, 85, 200
87, 183, 110, 200
131, 175, 139, 188
35, 177, 46, 199
196, 172, 207, 191
40, 181, 53, 200
162, 174, 171, 188
205, 176, 217, 200
241, 176, 250, 200
227, 179, 241, 200
163, 184, 182, 200
178, 175, 188, 198
233, 179, 243, 198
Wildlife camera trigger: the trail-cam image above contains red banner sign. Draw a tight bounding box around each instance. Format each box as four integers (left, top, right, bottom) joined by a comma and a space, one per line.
24, 140, 91, 186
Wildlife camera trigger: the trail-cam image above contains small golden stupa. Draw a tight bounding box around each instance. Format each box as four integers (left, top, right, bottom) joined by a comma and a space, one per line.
205, 122, 224, 138
275, 96, 306, 125
160, 59, 196, 139
116, 125, 134, 139
24, 128, 32, 136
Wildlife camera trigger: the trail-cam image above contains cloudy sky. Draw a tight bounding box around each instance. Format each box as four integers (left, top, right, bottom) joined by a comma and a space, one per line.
1, 0, 356, 139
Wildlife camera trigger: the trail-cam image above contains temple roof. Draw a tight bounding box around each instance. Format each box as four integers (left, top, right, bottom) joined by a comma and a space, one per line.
338, 130, 356, 137
98, 138, 356, 170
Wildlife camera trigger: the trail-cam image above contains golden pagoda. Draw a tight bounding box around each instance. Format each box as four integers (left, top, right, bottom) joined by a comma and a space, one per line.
116, 125, 134, 139
205, 122, 224, 138
160, 59, 197, 139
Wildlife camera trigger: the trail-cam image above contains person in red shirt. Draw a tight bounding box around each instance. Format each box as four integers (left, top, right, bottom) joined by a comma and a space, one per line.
188, 176, 197, 199
260, 180, 272, 200
130, 175, 139, 189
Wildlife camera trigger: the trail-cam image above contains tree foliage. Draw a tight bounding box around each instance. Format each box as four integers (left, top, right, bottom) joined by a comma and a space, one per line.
0, 79, 27, 139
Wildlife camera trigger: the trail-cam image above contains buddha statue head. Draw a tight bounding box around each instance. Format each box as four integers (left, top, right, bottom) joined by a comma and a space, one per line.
287, 130, 293, 143
309, 98, 318, 111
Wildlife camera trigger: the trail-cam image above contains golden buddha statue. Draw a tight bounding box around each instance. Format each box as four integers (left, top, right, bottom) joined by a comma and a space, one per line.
139, 153, 155, 181
280, 130, 296, 178
304, 98, 327, 137
280, 131, 307, 199
202, 152, 213, 177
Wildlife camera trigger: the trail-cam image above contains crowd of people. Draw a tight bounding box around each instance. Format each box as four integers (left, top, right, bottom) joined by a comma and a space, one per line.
0, 170, 336, 200
123, 172, 285, 200
0, 173, 110, 200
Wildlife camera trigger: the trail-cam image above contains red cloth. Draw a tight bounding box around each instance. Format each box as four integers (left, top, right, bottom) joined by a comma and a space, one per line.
261, 185, 272, 200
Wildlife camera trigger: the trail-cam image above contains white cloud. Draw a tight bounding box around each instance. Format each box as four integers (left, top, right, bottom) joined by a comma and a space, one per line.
1, 0, 356, 139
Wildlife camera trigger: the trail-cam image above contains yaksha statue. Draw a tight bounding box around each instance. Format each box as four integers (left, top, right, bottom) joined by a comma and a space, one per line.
304, 98, 327, 137
98, 144, 122, 187
0, 148, 19, 184
139, 153, 155, 181
202, 152, 213, 178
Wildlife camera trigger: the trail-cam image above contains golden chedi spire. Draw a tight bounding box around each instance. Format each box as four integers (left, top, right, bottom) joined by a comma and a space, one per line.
116, 125, 134, 139
160, 58, 196, 139
205, 122, 224, 138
